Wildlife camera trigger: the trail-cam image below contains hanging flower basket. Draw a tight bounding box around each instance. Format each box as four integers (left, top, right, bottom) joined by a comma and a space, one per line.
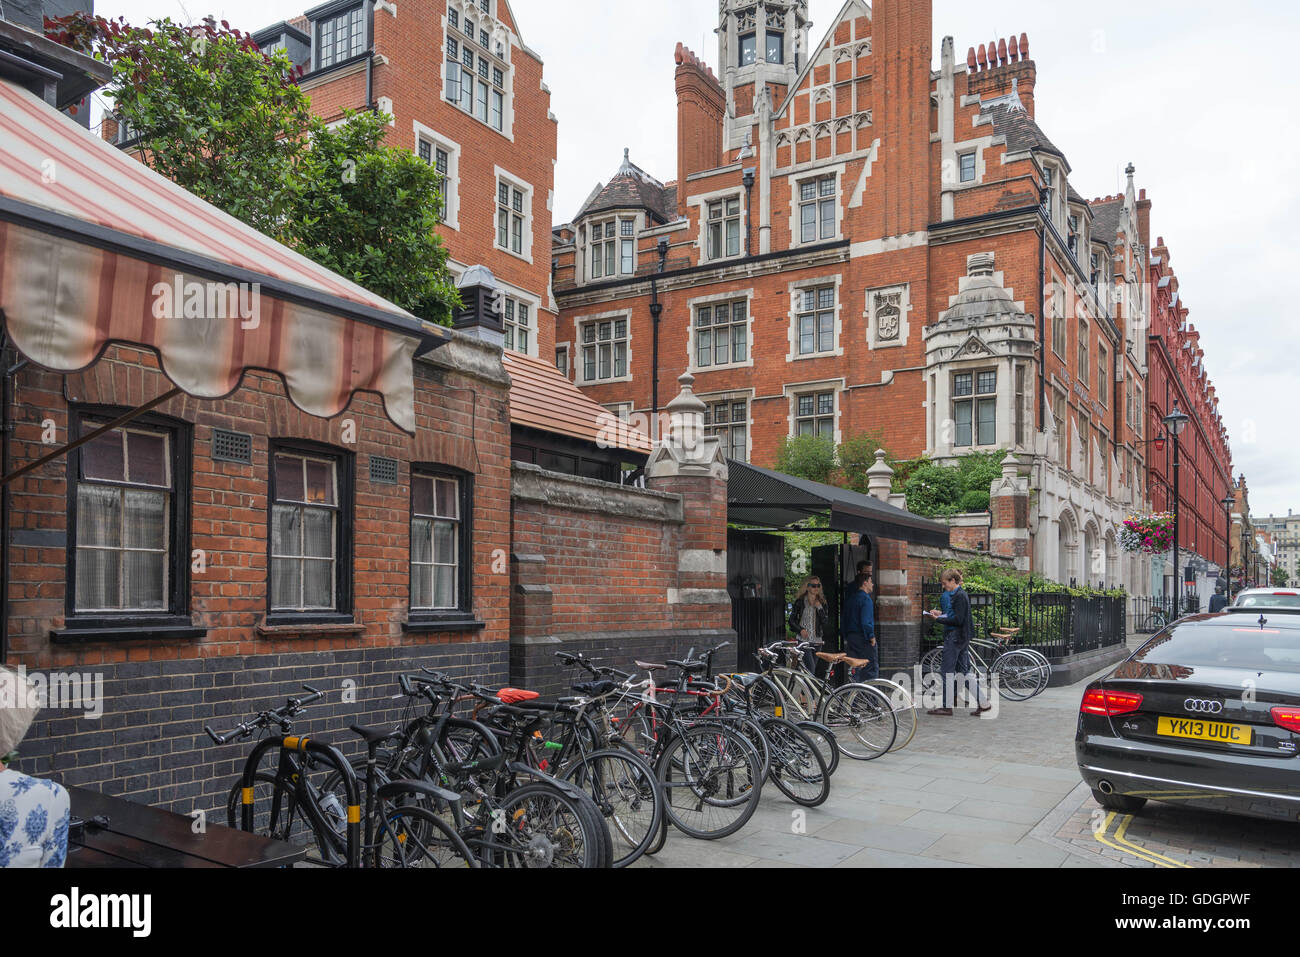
1120, 512, 1174, 554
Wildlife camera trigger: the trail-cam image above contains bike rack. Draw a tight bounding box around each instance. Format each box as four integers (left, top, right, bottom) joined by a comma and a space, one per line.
237, 735, 361, 868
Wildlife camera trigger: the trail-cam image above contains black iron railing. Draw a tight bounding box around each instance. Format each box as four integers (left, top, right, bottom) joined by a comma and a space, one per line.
921, 579, 1127, 659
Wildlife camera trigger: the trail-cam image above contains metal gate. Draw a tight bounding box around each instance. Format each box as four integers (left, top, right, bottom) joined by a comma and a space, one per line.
727, 529, 785, 671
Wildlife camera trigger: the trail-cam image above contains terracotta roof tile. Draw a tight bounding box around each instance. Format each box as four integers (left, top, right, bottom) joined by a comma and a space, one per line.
504, 351, 652, 454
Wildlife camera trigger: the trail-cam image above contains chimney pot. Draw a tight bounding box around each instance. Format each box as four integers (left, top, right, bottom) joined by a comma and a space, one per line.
998, 38, 1008, 64
976, 43, 987, 69
1009, 35, 1019, 61
1020, 33, 1029, 58
967, 46, 977, 70
989, 39, 998, 65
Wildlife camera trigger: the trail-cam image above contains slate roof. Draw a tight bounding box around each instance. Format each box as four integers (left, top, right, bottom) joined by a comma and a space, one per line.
574, 152, 676, 224
1089, 200, 1125, 246
983, 102, 1067, 164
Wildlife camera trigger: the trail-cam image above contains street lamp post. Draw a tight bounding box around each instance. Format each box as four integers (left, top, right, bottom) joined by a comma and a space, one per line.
1162, 404, 1190, 612
1221, 492, 1235, 601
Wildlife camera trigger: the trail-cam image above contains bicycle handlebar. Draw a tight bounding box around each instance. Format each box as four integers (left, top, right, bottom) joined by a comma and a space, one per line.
204, 684, 322, 746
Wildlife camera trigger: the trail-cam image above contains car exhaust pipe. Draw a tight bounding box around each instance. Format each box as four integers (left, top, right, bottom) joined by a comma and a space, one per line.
1097, 780, 1115, 795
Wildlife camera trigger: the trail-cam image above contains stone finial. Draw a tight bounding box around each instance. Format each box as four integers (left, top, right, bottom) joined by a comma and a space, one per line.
665, 372, 707, 450
1000, 450, 1021, 481
866, 449, 894, 502
967, 252, 995, 277
646, 372, 726, 479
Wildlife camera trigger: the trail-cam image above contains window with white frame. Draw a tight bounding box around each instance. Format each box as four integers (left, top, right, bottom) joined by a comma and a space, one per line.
445, 9, 507, 133
416, 136, 454, 224
410, 469, 467, 612
580, 316, 629, 382
1051, 286, 1067, 358
705, 398, 748, 461
73, 421, 175, 612
316, 5, 365, 70
1077, 320, 1089, 387
795, 286, 836, 356
590, 217, 635, 279
739, 32, 757, 65
497, 179, 526, 255
602, 402, 632, 422
1078, 412, 1091, 476
706, 197, 742, 260
959, 151, 976, 183
954, 370, 996, 447
271, 449, 344, 613
794, 390, 835, 439
1097, 344, 1109, 406
1051, 390, 1068, 466
502, 297, 533, 355
798, 175, 836, 243
695, 300, 748, 368
555, 343, 570, 378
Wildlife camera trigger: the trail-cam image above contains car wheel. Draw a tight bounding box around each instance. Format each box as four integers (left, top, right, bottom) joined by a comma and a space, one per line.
1091, 788, 1147, 814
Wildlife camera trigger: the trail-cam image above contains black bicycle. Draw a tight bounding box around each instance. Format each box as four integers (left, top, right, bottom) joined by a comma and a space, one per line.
208, 685, 477, 868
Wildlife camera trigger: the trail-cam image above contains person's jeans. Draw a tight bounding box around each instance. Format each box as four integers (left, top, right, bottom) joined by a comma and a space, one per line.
844, 635, 879, 682
942, 635, 988, 708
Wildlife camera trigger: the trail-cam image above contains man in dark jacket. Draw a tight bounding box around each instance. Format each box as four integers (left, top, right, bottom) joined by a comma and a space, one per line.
842, 573, 878, 681
926, 568, 989, 716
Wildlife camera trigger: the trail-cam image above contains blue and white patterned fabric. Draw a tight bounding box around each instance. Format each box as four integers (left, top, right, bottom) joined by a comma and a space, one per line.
0, 768, 70, 867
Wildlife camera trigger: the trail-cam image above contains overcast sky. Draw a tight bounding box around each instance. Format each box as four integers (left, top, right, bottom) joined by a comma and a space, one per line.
97, 0, 1300, 517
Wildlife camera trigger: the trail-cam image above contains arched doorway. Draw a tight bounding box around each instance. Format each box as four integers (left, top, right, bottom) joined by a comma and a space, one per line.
1083, 522, 1099, 588
1057, 508, 1079, 585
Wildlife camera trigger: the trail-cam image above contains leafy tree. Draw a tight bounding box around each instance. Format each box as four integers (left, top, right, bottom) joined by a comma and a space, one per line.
294, 109, 459, 323
46, 14, 459, 323
1272, 565, 1291, 588
774, 435, 836, 486
47, 14, 314, 238
955, 450, 1005, 499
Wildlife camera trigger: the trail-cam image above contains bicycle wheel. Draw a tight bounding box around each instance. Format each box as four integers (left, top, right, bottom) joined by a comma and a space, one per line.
657, 723, 762, 840
992, 649, 1047, 701
1018, 648, 1052, 696
225, 772, 335, 863
866, 678, 917, 752
819, 683, 897, 760
744, 673, 786, 718
770, 670, 818, 721
759, 717, 830, 808
492, 782, 607, 868
713, 711, 771, 780
919, 646, 945, 677
794, 719, 840, 776
373, 803, 478, 868
561, 748, 663, 868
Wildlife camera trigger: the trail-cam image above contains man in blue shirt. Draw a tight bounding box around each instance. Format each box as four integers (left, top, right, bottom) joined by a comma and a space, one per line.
842, 572, 878, 681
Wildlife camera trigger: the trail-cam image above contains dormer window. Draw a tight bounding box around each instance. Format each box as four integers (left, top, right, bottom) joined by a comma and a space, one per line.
1068, 214, 1078, 257
589, 217, 635, 279
316, 4, 365, 70
707, 198, 742, 260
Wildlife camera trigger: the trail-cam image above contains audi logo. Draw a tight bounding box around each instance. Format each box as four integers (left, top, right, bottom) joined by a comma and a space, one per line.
1184, 698, 1224, 714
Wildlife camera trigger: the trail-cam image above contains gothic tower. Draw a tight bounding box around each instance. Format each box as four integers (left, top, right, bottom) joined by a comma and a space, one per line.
717, 0, 811, 147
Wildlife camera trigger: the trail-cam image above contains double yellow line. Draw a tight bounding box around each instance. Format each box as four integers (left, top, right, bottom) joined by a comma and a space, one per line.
1093, 811, 1192, 868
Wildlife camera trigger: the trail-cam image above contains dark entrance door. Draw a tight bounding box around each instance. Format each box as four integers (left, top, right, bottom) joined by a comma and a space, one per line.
727, 529, 785, 671
812, 538, 873, 658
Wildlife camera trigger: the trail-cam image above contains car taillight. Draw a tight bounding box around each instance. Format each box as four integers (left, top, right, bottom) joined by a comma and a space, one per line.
1081, 689, 1144, 716
1271, 706, 1300, 734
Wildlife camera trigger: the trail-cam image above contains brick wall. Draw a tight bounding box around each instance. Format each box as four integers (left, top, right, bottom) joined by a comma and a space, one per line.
6, 333, 513, 804
507, 462, 732, 695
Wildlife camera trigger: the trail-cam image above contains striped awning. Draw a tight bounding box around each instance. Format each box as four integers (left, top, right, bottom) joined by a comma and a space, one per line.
0, 77, 448, 434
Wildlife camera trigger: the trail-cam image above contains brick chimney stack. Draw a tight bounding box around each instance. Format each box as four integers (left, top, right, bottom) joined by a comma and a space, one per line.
965, 31, 1036, 117
874, 0, 933, 238
675, 42, 725, 217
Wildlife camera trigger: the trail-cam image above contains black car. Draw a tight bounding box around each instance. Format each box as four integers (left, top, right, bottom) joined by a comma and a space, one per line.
1076, 607, 1300, 823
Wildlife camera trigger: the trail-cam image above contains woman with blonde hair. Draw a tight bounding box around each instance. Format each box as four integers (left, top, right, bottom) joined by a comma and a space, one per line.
788, 575, 829, 673
1, 667, 70, 867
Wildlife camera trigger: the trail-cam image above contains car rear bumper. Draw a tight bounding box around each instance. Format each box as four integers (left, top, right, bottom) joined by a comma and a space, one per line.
1078, 735, 1300, 823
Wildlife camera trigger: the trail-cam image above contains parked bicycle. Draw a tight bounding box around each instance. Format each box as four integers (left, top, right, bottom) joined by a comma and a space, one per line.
207, 685, 476, 868
919, 627, 1051, 701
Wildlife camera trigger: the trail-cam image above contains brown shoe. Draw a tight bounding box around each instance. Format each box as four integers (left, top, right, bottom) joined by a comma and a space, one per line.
926, 708, 953, 716
970, 706, 993, 717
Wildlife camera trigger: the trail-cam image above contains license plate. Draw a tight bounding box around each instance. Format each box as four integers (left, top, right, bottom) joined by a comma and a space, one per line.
1156, 716, 1254, 746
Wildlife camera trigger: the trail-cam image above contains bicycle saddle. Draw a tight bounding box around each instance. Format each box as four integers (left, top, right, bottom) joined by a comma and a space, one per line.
728, 673, 764, 687
666, 659, 707, 674
350, 723, 396, 746
815, 651, 846, 662
572, 679, 618, 696
840, 657, 869, 668
635, 660, 667, 671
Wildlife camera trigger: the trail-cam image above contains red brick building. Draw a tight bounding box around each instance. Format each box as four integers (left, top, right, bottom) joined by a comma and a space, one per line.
551, 0, 1152, 592
1138, 223, 1234, 595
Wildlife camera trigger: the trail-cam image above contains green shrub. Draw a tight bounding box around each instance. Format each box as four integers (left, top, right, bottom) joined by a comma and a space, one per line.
958, 489, 990, 513
774, 435, 836, 486
903, 464, 963, 516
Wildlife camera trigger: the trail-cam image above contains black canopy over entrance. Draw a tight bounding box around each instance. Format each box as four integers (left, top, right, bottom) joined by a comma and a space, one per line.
727, 460, 950, 548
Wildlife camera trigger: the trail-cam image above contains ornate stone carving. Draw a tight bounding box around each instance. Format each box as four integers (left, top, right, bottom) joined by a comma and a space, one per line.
875, 292, 901, 341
